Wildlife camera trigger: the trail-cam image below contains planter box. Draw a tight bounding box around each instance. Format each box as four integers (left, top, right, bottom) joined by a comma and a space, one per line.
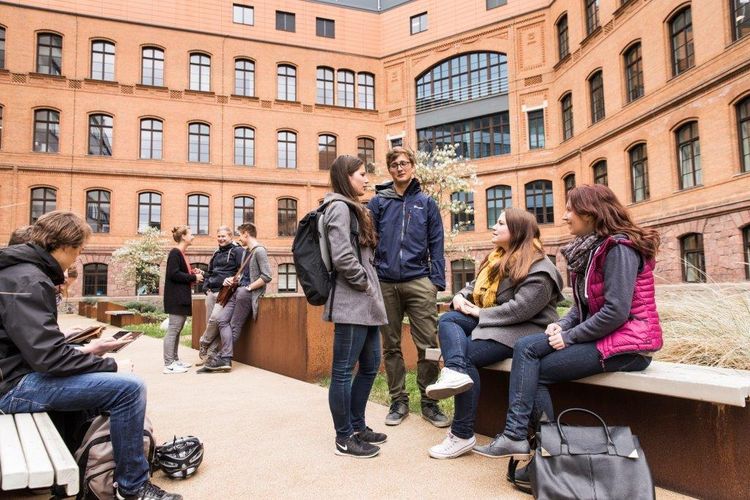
96, 301, 127, 323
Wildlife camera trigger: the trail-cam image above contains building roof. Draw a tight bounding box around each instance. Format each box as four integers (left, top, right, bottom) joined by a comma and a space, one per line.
312, 0, 413, 12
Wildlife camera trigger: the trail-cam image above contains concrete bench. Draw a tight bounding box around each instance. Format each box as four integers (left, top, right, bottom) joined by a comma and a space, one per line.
105, 310, 137, 327
0, 412, 78, 496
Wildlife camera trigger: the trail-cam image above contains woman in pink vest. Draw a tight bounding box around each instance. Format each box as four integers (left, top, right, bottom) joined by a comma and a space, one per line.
473, 184, 662, 461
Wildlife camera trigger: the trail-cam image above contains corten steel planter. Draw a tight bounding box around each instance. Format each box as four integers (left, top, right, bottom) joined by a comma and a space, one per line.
96, 301, 127, 323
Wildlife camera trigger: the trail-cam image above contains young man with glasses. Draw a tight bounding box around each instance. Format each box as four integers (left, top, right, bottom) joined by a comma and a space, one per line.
367, 147, 449, 427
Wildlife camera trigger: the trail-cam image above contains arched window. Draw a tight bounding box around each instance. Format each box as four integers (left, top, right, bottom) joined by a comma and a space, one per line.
450, 192, 474, 231
743, 226, 750, 280
525, 180, 554, 224
140, 118, 163, 160
736, 96, 750, 173
561, 93, 574, 140
486, 185, 512, 228
585, 0, 600, 35
189, 53, 211, 92
141, 46, 164, 86
732, 0, 750, 41
589, 70, 605, 123
278, 263, 297, 293
318, 134, 336, 170
234, 126, 255, 166
277, 198, 297, 237
670, 7, 694, 76
593, 160, 608, 186
680, 233, 705, 283
30, 187, 57, 223
676, 121, 701, 189
624, 42, 644, 102
557, 14, 569, 60
88, 114, 113, 156
357, 137, 375, 172
277, 64, 296, 101
0, 27, 5, 70
316, 67, 334, 105
235, 59, 255, 97
91, 40, 115, 81
37, 33, 62, 75
629, 144, 649, 202
451, 259, 476, 295
83, 263, 108, 296
277, 130, 296, 168
187, 194, 209, 235
138, 192, 161, 232
34, 109, 60, 153
86, 189, 110, 233
563, 173, 576, 200
234, 196, 255, 229
188, 122, 210, 163
337, 70, 355, 108
357, 72, 375, 110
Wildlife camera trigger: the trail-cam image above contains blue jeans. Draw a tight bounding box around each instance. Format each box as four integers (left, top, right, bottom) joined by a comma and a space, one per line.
503, 333, 652, 439
0, 371, 150, 495
329, 324, 381, 439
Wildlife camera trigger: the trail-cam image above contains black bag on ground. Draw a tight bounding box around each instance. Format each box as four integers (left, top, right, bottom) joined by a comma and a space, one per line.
530, 408, 654, 500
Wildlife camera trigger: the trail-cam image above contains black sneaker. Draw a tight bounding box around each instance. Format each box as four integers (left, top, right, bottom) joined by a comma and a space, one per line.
334, 434, 380, 458
421, 403, 451, 428
355, 426, 388, 444
384, 401, 409, 426
116, 481, 182, 500
201, 357, 231, 372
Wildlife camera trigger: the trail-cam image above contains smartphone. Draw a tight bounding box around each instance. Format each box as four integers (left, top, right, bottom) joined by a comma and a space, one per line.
110, 331, 143, 353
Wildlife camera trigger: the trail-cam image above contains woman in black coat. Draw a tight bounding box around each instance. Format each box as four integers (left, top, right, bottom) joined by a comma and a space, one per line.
163, 225, 203, 374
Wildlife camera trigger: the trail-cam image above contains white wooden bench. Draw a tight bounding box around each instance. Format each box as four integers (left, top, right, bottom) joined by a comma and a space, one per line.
0, 412, 79, 495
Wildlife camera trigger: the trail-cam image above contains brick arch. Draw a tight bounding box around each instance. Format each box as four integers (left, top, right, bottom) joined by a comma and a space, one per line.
673, 219, 707, 239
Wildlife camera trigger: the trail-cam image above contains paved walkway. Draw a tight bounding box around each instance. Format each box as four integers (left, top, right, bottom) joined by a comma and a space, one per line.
6, 315, 691, 499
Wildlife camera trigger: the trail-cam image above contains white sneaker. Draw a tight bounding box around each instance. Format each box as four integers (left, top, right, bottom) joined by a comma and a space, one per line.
163, 362, 189, 374
426, 367, 474, 400
429, 432, 476, 459
175, 360, 192, 368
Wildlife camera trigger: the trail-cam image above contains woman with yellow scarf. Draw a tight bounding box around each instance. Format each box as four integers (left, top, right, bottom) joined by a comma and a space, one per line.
426, 207, 564, 460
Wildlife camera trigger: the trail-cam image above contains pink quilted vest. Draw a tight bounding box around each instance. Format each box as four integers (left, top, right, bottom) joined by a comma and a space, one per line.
574, 237, 663, 359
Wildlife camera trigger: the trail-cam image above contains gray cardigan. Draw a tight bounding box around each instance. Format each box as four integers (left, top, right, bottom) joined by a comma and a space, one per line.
241, 245, 272, 321
322, 193, 388, 326
458, 257, 564, 348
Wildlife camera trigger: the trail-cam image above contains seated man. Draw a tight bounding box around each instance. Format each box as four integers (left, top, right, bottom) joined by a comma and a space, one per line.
0, 211, 181, 500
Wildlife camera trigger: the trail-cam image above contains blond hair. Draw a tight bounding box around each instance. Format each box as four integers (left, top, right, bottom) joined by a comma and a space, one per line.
172, 225, 190, 243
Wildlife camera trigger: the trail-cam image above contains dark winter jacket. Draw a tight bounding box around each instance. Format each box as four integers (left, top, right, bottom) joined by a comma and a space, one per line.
367, 179, 446, 290
203, 243, 243, 292
0, 244, 117, 397
164, 247, 197, 316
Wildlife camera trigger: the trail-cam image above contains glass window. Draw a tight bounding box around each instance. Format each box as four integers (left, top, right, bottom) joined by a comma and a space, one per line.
0, 27, 5, 69
589, 70, 605, 124
141, 47, 164, 86
37, 33, 62, 75
318, 134, 336, 170
191, 263, 209, 294
525, 180, 554, 224
743, 226, 750, 280
624, 43, 644, 102
417, 112, 510, 159
358, 72, 375, 110
277, 263, 297, 292
140, 118, 163, 160
486, 185, 512, 229
234, 196, 255, 229
234, 59, 255, 97
411, 12, 428, 34
189, 53, 211, 92
91, 40, 115, 81
564, 173, 576, 200
557, 14, 569, 60
593, 160, 608, 185
680, 233, 705, 283
676, 121, 701, 189
234, 126, 255, 166
450, 192, 474, 231
629, 144, 649, 202
0, 105, 3, 149
138, 192, 161, 232
188, 123, 210, 163
737, 96, 750, 173
528, 109, 545, 149
30, 187, 56, 223
277, 64, 296, 101
337, 70, 355, 108
451, 259, 476, 294
358, 137, 375, 173
277, 130, 296, 168
187, 194, 209, 235
33, 109, 60, 153
317, 67, 334, 105
732, 0, 750, 41
277, 198, 297, 237
86, 190, 110, 233
316, 17, 335, 38
233, 4, 254, 25
486, 0, 507, 9
670, 8, 694, 76
585, 0, 600, 35
276, 11, 296, 32
561, 93, 574, 140
88, 114, 113, 156
83, 263, 108, 296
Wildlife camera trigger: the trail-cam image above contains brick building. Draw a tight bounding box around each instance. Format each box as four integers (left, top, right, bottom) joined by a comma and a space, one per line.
0, 0, 749, 298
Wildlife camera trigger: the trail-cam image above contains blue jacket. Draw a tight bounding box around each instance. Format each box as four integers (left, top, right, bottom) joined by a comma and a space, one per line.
367, 179, 445, 290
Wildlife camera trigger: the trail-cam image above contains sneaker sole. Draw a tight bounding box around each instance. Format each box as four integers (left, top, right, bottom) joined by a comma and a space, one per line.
472, 448, 530, 460
162, 369, 188, 374
384, 413, 408, 426
204, 367, 231, 372
334, 448, 380, 458
428, 440, 476, 459
425, 381, 474, 400
360, 436, 387, 445
421, 414, 451, 428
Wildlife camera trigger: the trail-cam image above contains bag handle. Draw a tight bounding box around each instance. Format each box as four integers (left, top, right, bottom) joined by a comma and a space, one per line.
556, 408, 617, 455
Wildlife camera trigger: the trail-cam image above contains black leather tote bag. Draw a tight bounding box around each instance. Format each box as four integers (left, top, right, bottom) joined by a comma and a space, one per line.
530, 408, 655, 500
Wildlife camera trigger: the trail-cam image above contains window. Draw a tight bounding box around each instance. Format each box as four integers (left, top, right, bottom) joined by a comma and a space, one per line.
486, 185, 512, 228
680, 233, 705, 283
737, 96, 750, 173
234, 196, 255, 229
417, 112, 510, 159
561, 93, 574, 140
0, 105, 3, 149
0, 27, 5, 69
585, 0, 600, 35
86, 190, 110, 233
589, 71, 605, 124
316, 67, 334, 105
676, 121, 701, 189
140, 118, 163, 160
234, 59, 255, 97
593, 160, 608, 185
277, 64, 296, 101
528, 109, 545, 149
411, 12, 428, 34
629, 144, 649, 202
358, 73, 375, 110
525, 180, 554, 224
88, 114, 113, 156
234, 127, 255, 166
390, 137, 403, 148
136, 275, 158, 296
670, 8, 694, 76
450, 192, 474, 231
141, 47, 164, 86
624, 43, 644, 102
451, 260, 476, 294
233, 4, 254, 25
557, 14, 569, 60
83, 263, 108, 296
732, 0, 750, 41
33, 109, 60, 153
187, 194, 209, 235
277, 263, 297, 293
337, 70, 355, 108
138, 192, 161, 231
30, 187, 56, 223
90, 41, 115, 81
744, 226, 750, 279
318, 134, 336, 170
192, 263, 209, 294
316, 17, 335, 38
564, 174, 576, 199
189, 53, 211, 92
277, 131, 296, 168
486, 0, 507, 9
358, 137, 375, 173
276, 11, 296, 32
188, 123, 210, 163
277, 198, 297, 237
37, 33, 62, 75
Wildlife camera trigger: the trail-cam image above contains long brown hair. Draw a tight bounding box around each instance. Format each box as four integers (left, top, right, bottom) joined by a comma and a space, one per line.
329, 155, 378, 248
567, 184, 660, 260
478, 207, 545, 284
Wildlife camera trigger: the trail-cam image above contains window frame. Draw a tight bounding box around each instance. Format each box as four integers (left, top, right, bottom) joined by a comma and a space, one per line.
234, 126, 255, 166
139, 118, 163, 160
563, 173, 576, 200
277, 198, 298, 237
486, 185, 512, 229
83, 263, 108, 296
358, 137, 375, 172
527, 109, 545, 149
33, 109, 60, 153
557, 14, 569, 60
680, 233, 705, 283
30, 187, 57, 224
629, 143, 649, 203
525, 180, 554, 224
743, 225, 750, 280
589, 70, 605, 124
187, 194, 210, 235
90, 40, 115, 81
585, 0, 600, 36
137, 191, 162, 232
316, 67, 334, 105
417, 111, 511, 159
357, 72, 375, 110
0, 26, 6, 70
277, 130, 297, 169
732, 0, 750, 41
277, 263, 298, 293
276, 11, 296, 32
451, 259, 476, 295
676, 121, 702, 189
234, 196, 255, 229
88, 113, 113, 156
36, 33, 62, 75
189, 52, 211, 92
86, 189, 111, 233
277, 64, 297, 101
624, 42, 644, 103
670, 7, 694, 77
410, 12, 428, 35
737, 96, 750, 173
450, 192, 475, 232
234, 58, 255, 97
316, 17, 335, 38
188, 122, 210, 163
141, 46, 164, 87
561, 92, 574, 141
593, 160, 608, 186
233, 4, 254, 26
337, 70, 355, 108
318, 134, 337, 170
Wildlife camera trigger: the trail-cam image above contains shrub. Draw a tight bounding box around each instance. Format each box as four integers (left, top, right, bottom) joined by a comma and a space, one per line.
124, 301, 157, 313
81, 297, 97, 305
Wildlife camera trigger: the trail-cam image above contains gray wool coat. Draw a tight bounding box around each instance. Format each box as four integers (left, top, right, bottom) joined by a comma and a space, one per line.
322, 193, 388, 326
458, 257, 565, 348
241, 245, 272, 321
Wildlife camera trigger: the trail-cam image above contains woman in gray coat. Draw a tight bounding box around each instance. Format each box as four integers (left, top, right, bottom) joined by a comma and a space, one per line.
323, 155, 388, 459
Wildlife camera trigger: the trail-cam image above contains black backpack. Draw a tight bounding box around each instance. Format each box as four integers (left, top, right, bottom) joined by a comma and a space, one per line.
292, 200, 360, 313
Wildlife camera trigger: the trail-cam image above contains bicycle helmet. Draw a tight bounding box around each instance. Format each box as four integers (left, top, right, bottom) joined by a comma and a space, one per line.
155, 436, 204, 479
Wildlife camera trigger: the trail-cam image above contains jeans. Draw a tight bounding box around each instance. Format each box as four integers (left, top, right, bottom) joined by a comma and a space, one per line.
503, 333, 652, 440
216, 287, 253, 359
0, 371, 150, 495
328, 323, 381, 439
199, 291, 223, 356
163, 314, 187, 365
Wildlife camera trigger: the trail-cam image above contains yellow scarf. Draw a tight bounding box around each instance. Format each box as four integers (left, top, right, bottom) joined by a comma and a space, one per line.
472, 248, 505, 308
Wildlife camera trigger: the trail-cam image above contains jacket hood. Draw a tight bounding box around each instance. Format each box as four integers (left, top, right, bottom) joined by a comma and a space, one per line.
0, 243, 65, 285
323, 192, 363, 209
374, 178, 421, 199
529, 256, 565, 302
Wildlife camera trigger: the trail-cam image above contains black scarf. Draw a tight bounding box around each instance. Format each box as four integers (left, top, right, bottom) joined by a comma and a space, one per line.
561, 233, 603, 274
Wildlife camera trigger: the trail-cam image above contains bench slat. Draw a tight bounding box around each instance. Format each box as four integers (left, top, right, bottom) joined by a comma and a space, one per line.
33, 413, 79, 496
0, 414, 28, 490
15, 414, 55, 488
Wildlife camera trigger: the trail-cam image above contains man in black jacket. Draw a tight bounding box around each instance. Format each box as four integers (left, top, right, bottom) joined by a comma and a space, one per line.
0, 212, 181, 500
